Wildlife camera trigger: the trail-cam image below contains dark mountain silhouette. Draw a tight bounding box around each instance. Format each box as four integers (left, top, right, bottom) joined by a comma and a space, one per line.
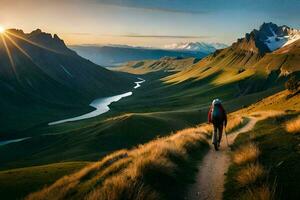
0, 29, 135, 131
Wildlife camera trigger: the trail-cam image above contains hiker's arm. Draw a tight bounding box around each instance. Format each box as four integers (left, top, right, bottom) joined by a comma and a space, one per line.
208, 106, 212, 123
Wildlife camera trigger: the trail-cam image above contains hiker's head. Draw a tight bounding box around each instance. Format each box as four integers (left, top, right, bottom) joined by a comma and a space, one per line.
212, 99, 222, 105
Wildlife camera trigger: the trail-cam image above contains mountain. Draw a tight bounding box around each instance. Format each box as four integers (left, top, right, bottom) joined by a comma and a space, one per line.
255, 22, 300, 52
163, 22, 300, 84
164, 42, 228, 54
70, 45, 207, 67
0, 29, 135, 131
230, 22, 300, 55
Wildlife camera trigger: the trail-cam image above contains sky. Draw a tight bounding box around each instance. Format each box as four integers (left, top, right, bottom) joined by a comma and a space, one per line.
0, 0, 300, 47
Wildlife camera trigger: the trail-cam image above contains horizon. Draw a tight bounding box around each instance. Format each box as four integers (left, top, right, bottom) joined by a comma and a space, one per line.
1, 0, 300, 47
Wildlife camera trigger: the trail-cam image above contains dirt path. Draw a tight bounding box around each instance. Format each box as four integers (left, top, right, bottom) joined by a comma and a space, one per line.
187, 117, 258, 200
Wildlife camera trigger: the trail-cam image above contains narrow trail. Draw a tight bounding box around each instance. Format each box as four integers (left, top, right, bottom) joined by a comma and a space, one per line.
187, 117, 258, 200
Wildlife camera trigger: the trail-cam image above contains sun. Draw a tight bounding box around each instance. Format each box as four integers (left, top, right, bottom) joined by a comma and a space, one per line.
0, 26, 5, 33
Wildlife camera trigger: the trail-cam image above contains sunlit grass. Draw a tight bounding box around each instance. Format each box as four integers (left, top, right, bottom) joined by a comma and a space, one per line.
285, 116, 300, 134
26, 114, 247, 200
226, 115, 245, 133
233, 143, 260, 165
26, 126, 208, 200
235, 163, 266, 187
242, 184, 276, 200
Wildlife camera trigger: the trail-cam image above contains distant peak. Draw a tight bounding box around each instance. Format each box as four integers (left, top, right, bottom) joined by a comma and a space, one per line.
30, 28, 42, 34
233, 22, 300, 54
6, 28, 25, 35
163, 42, 228, 53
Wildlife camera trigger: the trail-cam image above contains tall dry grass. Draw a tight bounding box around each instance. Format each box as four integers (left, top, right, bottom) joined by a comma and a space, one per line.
242, 184, 276, 200
27, 115, 246, 200
226, 115, 245, 133
285, 116, 300, 134
228, 116, 277, 199
250, 110, 285, 120
26, 126, 208, 200
235, 163, 265, 186
233, 143, 260, 165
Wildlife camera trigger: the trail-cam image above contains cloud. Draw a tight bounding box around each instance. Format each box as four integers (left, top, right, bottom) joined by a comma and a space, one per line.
63, 32, 93, 36
117, 34, 211, 39
94, 0, 208, 14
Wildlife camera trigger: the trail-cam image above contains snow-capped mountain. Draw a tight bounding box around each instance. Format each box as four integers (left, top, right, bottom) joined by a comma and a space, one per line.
164, 42, 228, 53
230, 22, 300, 55
259, 23, 300, 51
256, 22, 300, 52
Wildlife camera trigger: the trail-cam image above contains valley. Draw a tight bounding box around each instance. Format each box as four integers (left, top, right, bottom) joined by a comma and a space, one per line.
0, 21, 299, 200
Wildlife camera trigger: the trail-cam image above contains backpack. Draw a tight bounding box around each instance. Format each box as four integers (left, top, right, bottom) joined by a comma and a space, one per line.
212, 104, 223, 122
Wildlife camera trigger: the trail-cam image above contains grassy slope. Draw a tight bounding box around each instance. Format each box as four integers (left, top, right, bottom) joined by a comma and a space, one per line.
114, 57, 198, 74
254, 39, 300, 75
25, 124, 210, 200
224, 90, 300, 199
1, 52, 295, 199
0, 91, 296, 199
23, 128, 207, 200
224, 114, 300, 200
0, 162, 89, 200
163, 37, 300, 85
23, 111, 245, 200
0, 70, 283, 170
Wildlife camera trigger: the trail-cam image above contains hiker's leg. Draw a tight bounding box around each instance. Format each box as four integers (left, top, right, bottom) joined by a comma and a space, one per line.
218, 124, 223, 143
212, 124, 218, 144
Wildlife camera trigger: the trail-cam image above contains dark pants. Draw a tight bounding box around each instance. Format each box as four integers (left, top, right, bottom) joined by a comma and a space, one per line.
212, 123, 223, 144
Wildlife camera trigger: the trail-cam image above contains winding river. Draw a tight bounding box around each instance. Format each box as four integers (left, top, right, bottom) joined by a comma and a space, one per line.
0, 78, 145, 147
48, 78, 145, 126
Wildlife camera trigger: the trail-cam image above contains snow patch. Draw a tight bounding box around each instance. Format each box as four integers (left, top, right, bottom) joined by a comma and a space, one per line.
265, 36, 288, 51
282, 34, 300, 47
263, 25, 300, 51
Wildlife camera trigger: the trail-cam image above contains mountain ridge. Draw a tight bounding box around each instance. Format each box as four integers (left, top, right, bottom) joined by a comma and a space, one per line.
70, 44, 207, 67
0, 28, 135, 131
164, 42, 228, 53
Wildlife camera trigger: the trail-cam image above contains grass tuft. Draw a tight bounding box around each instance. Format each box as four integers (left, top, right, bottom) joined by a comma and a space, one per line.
235, 163, 265, 187
233, 143, 260, 165
226, 116, 245, 133
242, 184, 276, 200
285, 116, 300, 134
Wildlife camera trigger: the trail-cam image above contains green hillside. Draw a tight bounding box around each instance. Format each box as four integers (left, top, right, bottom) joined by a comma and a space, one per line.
0, 162, 89, 200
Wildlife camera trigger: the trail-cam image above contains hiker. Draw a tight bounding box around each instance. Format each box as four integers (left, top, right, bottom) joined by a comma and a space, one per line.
208, 99, 227, 150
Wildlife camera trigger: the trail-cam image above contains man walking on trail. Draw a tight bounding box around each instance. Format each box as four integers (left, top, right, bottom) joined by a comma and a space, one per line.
208, 99, 227, 150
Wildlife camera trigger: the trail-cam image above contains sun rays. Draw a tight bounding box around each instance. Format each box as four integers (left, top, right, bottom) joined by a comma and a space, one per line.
1, 34, 17, 78
0, 29, 65, 81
